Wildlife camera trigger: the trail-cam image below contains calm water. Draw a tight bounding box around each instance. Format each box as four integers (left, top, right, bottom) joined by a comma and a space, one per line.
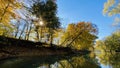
0, 52, 120, 68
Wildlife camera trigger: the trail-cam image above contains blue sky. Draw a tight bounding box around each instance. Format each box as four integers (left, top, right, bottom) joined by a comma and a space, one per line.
57, 0, 117, 40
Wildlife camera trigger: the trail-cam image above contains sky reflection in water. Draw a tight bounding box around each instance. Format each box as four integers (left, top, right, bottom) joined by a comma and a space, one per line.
0, 53, 120, 68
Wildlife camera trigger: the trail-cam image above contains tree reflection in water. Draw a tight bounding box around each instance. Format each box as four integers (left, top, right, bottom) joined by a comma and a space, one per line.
0, 53, 101, 68
97, 52, 120, 68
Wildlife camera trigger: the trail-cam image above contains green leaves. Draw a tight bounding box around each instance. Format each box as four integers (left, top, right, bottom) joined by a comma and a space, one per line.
31, 0, 60, 29
96, 30, 120, 52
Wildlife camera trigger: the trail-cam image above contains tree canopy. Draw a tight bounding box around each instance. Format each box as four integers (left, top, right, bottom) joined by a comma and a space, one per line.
103, 0, 120, 16
0, 0, 21, 26
95, 30, 120, 52
103, 0, 120, 26
61, 22, 98, 50
31, 0, 60, 29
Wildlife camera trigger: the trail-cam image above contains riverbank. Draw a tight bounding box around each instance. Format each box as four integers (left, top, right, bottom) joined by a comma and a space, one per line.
0, 46, 66, 60
0, 36, 90, 60
0, 46, 90, 60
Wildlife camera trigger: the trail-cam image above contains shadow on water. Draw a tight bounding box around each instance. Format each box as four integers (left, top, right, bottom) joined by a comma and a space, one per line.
0, 53, 101, 68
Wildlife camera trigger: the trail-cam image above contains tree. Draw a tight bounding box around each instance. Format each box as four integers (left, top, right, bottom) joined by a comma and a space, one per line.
61, 22, 98, 50
96, 30, 120, 52
0, 0, 22, 37
0, 23, 13, 37
103, 0, 120, 27
0, 0, 21, 26
97, 52, 120, 68
95, 40, 107, 52
103, 0, 120, 16
31, 0, 60, 44
104, 30, 120, 51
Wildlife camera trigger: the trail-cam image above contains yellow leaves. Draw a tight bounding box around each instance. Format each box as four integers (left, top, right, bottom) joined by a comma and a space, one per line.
0, 2, 5, 9
0, 30, 3, 35
67, 24, 75, 32
112, 17, 120, 26
1, 13, 11, 26
112, 5, 120, 14
7, 6, 14, 12
0, 24, 9, 36
103, 0, 115, 16
0, 0, 22, 26
61, 22, 98, 50
103, 0, 120, 27
103, 0, 120, 16
0, 9, 3, 16
12, 2, 22, 9
1, 17, 9, 26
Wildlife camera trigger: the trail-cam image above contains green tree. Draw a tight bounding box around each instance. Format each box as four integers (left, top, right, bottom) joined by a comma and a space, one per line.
31, 0, 60, 44
96, 30, 120, 52
104, 30, 120, 51
97, 52, 120, 68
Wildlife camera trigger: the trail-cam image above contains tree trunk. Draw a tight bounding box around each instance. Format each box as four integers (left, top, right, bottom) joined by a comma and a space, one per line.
50, 33, 53, 46
49, 28, 53, 47
34, 26, 40, 42
19, 24, 26, 39
15, 21, 20, 38
27, 24, 32, 40
40, 27, 42, 41
67, 29, 84, 47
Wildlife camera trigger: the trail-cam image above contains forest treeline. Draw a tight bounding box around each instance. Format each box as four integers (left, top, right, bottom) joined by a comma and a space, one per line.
0, 0, 119, 52
0, 0, 98, 51
95, 30, 120, 52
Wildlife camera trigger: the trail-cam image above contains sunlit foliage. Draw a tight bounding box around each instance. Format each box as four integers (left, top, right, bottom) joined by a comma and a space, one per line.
95, 40, 106, 52
97, 52, 120, 68
61, 22, 98, 50
103, 0, 120, 26
31, 0, 60, 43
95, 30, 120, 52
0, 0, 21, 26
103, 0, 120, 16
105, 30, 120, 51
0, 0, 22, 36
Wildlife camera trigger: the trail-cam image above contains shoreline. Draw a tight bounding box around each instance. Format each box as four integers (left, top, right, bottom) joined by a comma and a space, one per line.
0, 36, 90, 60
0, 46, 90, 60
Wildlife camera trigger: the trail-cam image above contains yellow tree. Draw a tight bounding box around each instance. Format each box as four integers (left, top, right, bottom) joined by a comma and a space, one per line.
103, 0, 120, 26
61, 22, 98, 50
0, 0, 21, 25
0, 0, 21, 36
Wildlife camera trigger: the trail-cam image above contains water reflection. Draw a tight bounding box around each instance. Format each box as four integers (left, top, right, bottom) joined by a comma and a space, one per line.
0, 53, 100, 68
97, 52, 120, 68
1, 52, 120, 68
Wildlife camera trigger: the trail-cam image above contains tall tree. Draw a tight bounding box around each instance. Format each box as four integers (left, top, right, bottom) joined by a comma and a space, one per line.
31, 0, 60, 44
61, 22, 98, 50
0, 0, 21, 37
